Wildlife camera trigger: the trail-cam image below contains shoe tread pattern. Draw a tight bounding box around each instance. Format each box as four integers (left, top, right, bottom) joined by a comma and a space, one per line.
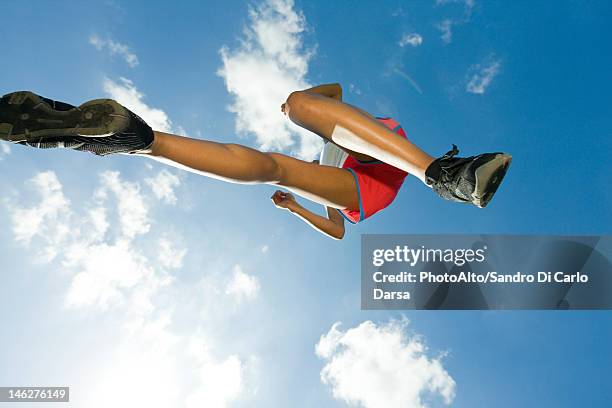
0, 91, 129, 142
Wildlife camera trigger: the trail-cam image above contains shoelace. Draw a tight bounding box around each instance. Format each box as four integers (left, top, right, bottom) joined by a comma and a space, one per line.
433, 144, 475, 202
438, 145, 469, 181
441, 144, 460, 160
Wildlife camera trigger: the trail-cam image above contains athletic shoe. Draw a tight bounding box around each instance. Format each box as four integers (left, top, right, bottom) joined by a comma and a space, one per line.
425, 144, 512, 208
0, 91, 154, 156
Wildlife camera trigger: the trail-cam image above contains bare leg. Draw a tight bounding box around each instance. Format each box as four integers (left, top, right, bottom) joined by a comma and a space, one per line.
145, 131, 360, 210
285, 91, 435, 183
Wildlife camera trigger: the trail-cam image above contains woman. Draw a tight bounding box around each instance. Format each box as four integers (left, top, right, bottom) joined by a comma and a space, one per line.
0, 84, 511, 239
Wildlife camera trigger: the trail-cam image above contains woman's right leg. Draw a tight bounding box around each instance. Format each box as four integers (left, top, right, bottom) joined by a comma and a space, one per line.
146, 131, 360, 210
0, 92, 360, 210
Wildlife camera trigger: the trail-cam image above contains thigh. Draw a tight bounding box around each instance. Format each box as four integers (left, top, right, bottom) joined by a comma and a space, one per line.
268, 152, 359, 210
285, 91, 392, 162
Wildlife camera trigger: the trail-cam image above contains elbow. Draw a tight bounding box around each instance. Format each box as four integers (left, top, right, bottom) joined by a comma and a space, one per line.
331, 227, 345, 240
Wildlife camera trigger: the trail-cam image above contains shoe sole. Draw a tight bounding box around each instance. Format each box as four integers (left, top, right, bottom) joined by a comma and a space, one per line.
472, 153, 512, 208
0, 91, 129, 143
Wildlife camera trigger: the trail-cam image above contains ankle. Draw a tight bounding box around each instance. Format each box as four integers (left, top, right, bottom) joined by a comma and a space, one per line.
424, 159, 441, 185
149, 131, 165, 156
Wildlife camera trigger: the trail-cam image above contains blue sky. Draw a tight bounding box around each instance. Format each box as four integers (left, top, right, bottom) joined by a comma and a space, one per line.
1, 0, 611, 407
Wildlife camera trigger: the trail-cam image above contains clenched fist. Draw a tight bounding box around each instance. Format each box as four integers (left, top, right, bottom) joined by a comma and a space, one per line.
271, 190, 297, 210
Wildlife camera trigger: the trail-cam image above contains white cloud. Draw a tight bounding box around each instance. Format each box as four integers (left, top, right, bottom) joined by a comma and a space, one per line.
87, 206, 109, 241
8, 170, 159, 313
261, 244, 269, 253
158, 238, 187, 270
90, 34, 140, 68
145, 169, 181, 205
6, 170, 250, 407
185, 355, 243, 408
64, 240, 163, 311
103, 77, 173, 132
466, 58, 501, 94
79, 317, 246, 408
225, 265, 260, 301
435, 19, 454, 44
316, 320, 456, 408
218, 0, 323, 160
97, 171, 151, 239
0, 142, 10, 160
436, 0, 475, 13
9, 171, 72, 262
434, 0, 475, 44
83, 330, 181, 408
63, 171, 160, 313
399, 33, 423, 47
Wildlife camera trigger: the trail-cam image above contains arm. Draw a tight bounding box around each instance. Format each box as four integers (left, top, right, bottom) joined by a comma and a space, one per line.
302, 83, 343, 101
271, 190, 345, 240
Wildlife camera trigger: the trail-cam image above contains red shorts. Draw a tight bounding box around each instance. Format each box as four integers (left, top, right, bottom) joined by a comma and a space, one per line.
339, 117, 409, 224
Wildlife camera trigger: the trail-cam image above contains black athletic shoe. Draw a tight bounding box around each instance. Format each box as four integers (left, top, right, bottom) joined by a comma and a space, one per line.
425, 144, 512, 208
0, 91, 154, 156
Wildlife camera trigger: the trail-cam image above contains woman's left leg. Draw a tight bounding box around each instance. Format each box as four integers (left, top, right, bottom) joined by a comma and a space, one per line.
285, 90, 435, 182
285, 90, 512, 207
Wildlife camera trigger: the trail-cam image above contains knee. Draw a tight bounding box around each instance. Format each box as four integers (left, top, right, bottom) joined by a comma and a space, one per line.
285, 90, 310, 114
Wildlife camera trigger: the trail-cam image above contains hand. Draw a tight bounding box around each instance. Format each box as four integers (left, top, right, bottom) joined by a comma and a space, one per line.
271, 190, 297, 210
